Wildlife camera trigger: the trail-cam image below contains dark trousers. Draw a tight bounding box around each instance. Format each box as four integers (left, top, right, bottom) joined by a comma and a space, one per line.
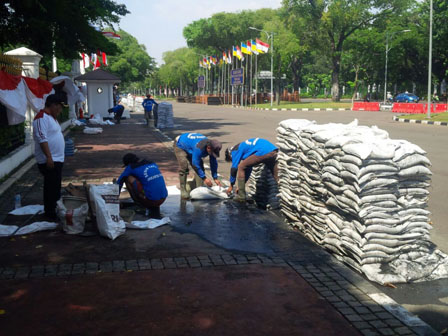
114, 110, 123, 124
38, 162, 64, 217
173, 140, 204, 179
124, 176, 166, 209
238, 150, 278, 182
153, 105, 159, 128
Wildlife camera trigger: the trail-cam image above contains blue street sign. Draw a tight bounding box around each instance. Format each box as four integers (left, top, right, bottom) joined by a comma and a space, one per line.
231, 68, 244, 85
198, 75, 205, 88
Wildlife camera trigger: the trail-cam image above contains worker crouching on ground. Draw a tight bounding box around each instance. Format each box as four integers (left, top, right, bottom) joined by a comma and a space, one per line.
173, 133, 222, 199
117, 153, 168, 217
108, 100, 124, 124
225, 138, 279, 202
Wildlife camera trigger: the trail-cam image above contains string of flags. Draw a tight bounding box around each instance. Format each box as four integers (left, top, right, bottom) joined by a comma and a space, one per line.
79, 31, 120, 70
81, 51, 108, 70
199, 38, 270, 69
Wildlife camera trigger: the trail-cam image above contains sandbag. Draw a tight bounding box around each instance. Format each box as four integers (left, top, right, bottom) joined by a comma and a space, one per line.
89, 184, 126, 240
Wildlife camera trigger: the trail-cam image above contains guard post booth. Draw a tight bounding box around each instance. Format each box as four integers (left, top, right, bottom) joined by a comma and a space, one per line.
74, 69, 121, 119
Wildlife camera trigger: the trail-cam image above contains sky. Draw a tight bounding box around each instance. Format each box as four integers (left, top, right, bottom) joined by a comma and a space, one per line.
119, 0, 282, 65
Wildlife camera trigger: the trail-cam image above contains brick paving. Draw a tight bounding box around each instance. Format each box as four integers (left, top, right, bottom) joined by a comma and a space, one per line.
0, 111, 438, 336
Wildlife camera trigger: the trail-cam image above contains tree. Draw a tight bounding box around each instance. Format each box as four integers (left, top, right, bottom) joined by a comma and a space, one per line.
283, 0, 410, 101
158, 48, 200, 95
107, 30, 156, 90
183, 9, 276, 53
0, 0, 129, 60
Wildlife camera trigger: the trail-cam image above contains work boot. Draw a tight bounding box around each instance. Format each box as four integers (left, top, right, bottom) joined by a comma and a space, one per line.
234, 178, 246, 202
194, 174, 204, 188
179, 174, 190, 200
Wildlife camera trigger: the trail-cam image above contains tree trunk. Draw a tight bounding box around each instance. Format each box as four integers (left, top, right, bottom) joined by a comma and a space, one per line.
331, 54, 341, 102
351, 65, 360, 103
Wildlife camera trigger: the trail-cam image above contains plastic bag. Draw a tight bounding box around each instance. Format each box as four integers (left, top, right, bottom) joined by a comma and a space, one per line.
83, 127, 103, 134
89, 184, 125, 240
57, 199, 89, 235
127, 217, 171, 229
190, 186, 229, 200
9, 205, 44, 215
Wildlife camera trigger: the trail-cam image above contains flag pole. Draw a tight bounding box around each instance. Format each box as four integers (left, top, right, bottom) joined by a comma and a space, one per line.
255, 54, 258, 105
250, 52, 253, 107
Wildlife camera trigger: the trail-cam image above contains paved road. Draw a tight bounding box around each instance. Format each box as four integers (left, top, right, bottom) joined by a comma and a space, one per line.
162, 102, 448, 253
154, 102, 448, 332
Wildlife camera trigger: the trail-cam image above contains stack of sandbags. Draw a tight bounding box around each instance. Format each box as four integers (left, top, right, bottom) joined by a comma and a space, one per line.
276, 119, 448, 283
157, 102, 174, 129
246, 164, 280, 210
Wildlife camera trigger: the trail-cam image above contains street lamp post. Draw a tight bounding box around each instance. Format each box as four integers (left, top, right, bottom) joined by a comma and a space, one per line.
249, 27, 275, 107
427, 0, 433, 118
384, 30, 410, 103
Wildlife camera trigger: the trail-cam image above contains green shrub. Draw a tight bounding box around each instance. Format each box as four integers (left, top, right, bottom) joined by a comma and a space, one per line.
0, 123, 25, 158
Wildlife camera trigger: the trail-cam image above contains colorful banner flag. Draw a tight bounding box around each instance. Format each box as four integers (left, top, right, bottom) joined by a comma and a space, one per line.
223, 51, 227, 63
241, 42, 251, 55
251, 40, 259, 55
227, 50, 232, 64
246, 41, 253, 55
236, 46, 244, 60
256, 38, 270, 53
232, 46, 237, 57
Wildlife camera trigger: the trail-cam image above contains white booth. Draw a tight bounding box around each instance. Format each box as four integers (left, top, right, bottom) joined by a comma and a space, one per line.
75, 69, 120, 118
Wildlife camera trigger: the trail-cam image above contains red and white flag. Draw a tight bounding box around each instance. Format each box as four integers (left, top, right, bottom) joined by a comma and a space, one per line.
101, 52, 108, 66
22, 77, 54, 112
0, 71, 27, 125
256, 38, 270, 53
102, 31, 121, 40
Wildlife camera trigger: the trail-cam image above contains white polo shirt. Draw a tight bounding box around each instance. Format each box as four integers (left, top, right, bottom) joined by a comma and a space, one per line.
33, 110, 65, 164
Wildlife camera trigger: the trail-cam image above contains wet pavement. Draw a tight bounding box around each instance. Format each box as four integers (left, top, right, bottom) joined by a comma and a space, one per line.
0, 109, 439, 335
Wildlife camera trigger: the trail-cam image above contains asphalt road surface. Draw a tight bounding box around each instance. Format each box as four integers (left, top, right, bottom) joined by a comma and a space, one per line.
133, 101, 448, 331
161, 102, 448, 254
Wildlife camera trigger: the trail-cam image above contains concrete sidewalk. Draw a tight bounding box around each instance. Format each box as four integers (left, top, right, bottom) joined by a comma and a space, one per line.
0, 111, 436, 335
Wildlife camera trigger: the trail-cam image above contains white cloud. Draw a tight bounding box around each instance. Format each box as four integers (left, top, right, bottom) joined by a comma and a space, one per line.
119, 0, 282, 65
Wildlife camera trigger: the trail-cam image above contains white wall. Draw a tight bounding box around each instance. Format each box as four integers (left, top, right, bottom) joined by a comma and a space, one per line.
87, 82, 114, 118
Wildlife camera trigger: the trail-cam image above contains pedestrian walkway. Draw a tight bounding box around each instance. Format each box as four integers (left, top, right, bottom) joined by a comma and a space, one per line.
0, 111, 436, 336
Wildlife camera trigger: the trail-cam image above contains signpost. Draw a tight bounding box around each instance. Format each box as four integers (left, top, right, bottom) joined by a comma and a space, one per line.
231, 68, 244, 85
231, 68, 244, 106
198, 75, 205, 88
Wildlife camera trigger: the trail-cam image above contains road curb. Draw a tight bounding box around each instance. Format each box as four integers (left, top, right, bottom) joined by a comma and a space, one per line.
393, 115, 448, 126
230, 105, 351, 111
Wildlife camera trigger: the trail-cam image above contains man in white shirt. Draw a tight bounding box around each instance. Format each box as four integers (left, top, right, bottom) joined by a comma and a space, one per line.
33, 94, 66, 220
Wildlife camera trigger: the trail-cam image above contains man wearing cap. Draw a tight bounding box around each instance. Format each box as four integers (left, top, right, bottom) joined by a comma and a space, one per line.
225, 138, 278, 202
33, 94, 66, 220
173, 133, 222, 199
117, 153, 168, 216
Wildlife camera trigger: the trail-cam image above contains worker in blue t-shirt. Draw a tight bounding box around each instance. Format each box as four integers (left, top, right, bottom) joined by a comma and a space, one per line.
108, 100, 124, 124
225, 138, 278, 202
142, 94, 158, 126
117, 153, 168, 216
173, 132, 222, 199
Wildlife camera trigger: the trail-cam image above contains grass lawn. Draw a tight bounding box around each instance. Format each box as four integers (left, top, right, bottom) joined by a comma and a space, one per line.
398, 112, 448, 122
253, 101, 353, 109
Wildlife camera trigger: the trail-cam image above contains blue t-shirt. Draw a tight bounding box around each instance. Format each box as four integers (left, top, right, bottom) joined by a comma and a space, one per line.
110, 104, 124, 114
117, 161, 168, 201
142, 98, 157, 112
229, 138, 277, 184
176, 133, 218, 179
